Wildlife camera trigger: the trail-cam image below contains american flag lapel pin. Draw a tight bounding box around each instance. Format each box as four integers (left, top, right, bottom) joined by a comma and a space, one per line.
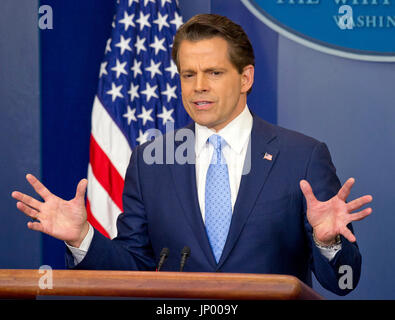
263, 152, 273, 161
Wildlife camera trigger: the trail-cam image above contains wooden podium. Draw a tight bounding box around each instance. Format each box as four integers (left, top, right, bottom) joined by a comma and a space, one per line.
0, 269, 322, 299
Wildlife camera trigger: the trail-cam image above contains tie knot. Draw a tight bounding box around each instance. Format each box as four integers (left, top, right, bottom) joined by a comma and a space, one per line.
208, 134, 226, 152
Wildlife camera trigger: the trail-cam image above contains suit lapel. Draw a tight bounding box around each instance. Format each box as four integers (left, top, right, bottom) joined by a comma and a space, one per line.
168, 123, 217, 268
217, 115, 279, 269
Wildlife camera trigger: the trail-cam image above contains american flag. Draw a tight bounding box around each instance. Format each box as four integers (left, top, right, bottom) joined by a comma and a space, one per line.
87, 0, 190, 238
263, 152, 272, 161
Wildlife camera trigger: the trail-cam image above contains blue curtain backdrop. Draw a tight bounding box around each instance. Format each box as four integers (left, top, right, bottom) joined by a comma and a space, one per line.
1, 0, 394, 299
39, 0, 116, 270
0, 0, 41, 269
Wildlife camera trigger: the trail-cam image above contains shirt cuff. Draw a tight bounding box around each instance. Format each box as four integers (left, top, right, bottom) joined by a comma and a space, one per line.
65, 223, 94, 265
317, 243, 342, 261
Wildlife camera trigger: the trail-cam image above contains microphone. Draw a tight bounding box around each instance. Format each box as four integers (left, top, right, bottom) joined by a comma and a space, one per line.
179, 246, 191, 272
157, 247, 169, 271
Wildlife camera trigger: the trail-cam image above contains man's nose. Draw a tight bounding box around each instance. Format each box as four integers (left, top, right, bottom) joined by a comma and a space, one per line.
194, 73, 209, 93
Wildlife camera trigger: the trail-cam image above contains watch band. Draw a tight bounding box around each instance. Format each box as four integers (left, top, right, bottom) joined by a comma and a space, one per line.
313, 232, 341, 249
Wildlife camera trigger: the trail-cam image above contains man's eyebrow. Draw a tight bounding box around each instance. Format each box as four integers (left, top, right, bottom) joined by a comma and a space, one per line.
204, 67, 226, 72
180, 69, 196, 74
180, 67, 226, 73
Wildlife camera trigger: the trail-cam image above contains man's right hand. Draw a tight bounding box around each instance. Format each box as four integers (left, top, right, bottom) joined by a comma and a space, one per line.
11, 174, 89, 248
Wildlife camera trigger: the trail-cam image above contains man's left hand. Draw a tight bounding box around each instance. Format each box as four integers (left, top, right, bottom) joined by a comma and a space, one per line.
300, 178, 372, 245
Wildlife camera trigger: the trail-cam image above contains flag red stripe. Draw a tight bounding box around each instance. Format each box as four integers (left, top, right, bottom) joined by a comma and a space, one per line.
86, 198, 110, 239
89, 134, 124, 211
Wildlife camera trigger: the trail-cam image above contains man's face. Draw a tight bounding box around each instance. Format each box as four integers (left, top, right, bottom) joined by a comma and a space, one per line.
178, 37, 253, 132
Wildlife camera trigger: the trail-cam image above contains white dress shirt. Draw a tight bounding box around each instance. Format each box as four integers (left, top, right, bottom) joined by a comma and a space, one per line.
195, 105, 253, 221
67, 105, 341, 264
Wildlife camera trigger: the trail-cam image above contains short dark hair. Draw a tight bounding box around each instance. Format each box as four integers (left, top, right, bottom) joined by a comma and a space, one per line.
172, 14, 255, 75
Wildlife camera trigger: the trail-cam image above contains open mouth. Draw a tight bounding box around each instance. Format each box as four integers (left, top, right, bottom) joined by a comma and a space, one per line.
193, 101, 213, 110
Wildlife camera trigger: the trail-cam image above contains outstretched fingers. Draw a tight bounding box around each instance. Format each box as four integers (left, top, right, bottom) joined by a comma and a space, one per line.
348, 207, 372, 222
26, 174, 52, 201
27, 221, 44, 233
299, 179, 317, 206
347, 195, 373, 212
340, 226, 356, 243
337, 177, 355, 202
74, 179, 88, 204
11, 191, 42, 211
16, 201, 40, 220
339, 207, 372, 243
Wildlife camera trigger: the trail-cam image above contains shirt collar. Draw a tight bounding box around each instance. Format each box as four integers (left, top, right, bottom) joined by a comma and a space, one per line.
195, 105, 253, 156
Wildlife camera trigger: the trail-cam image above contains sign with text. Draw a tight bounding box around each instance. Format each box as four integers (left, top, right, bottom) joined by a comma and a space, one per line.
242, 0, 395, 61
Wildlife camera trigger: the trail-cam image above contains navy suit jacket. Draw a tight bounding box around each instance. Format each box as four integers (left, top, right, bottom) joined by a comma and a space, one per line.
66, 113, 362, 295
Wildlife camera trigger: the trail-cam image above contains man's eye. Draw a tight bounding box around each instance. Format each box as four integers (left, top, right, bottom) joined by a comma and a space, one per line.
211, 71, 222, 76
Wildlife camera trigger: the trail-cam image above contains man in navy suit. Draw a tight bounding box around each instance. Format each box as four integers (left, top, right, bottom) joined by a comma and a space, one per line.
12, 14, 372, 296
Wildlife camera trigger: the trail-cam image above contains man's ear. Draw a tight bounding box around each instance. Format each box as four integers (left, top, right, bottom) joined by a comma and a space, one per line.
241, 65, 254, 94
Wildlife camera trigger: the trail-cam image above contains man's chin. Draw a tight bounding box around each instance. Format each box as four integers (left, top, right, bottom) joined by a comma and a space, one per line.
194, 118, 225, 131
193, 119, 213, 128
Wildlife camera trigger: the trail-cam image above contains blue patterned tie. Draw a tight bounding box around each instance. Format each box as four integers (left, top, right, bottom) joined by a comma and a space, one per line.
205, 134, 232, 263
